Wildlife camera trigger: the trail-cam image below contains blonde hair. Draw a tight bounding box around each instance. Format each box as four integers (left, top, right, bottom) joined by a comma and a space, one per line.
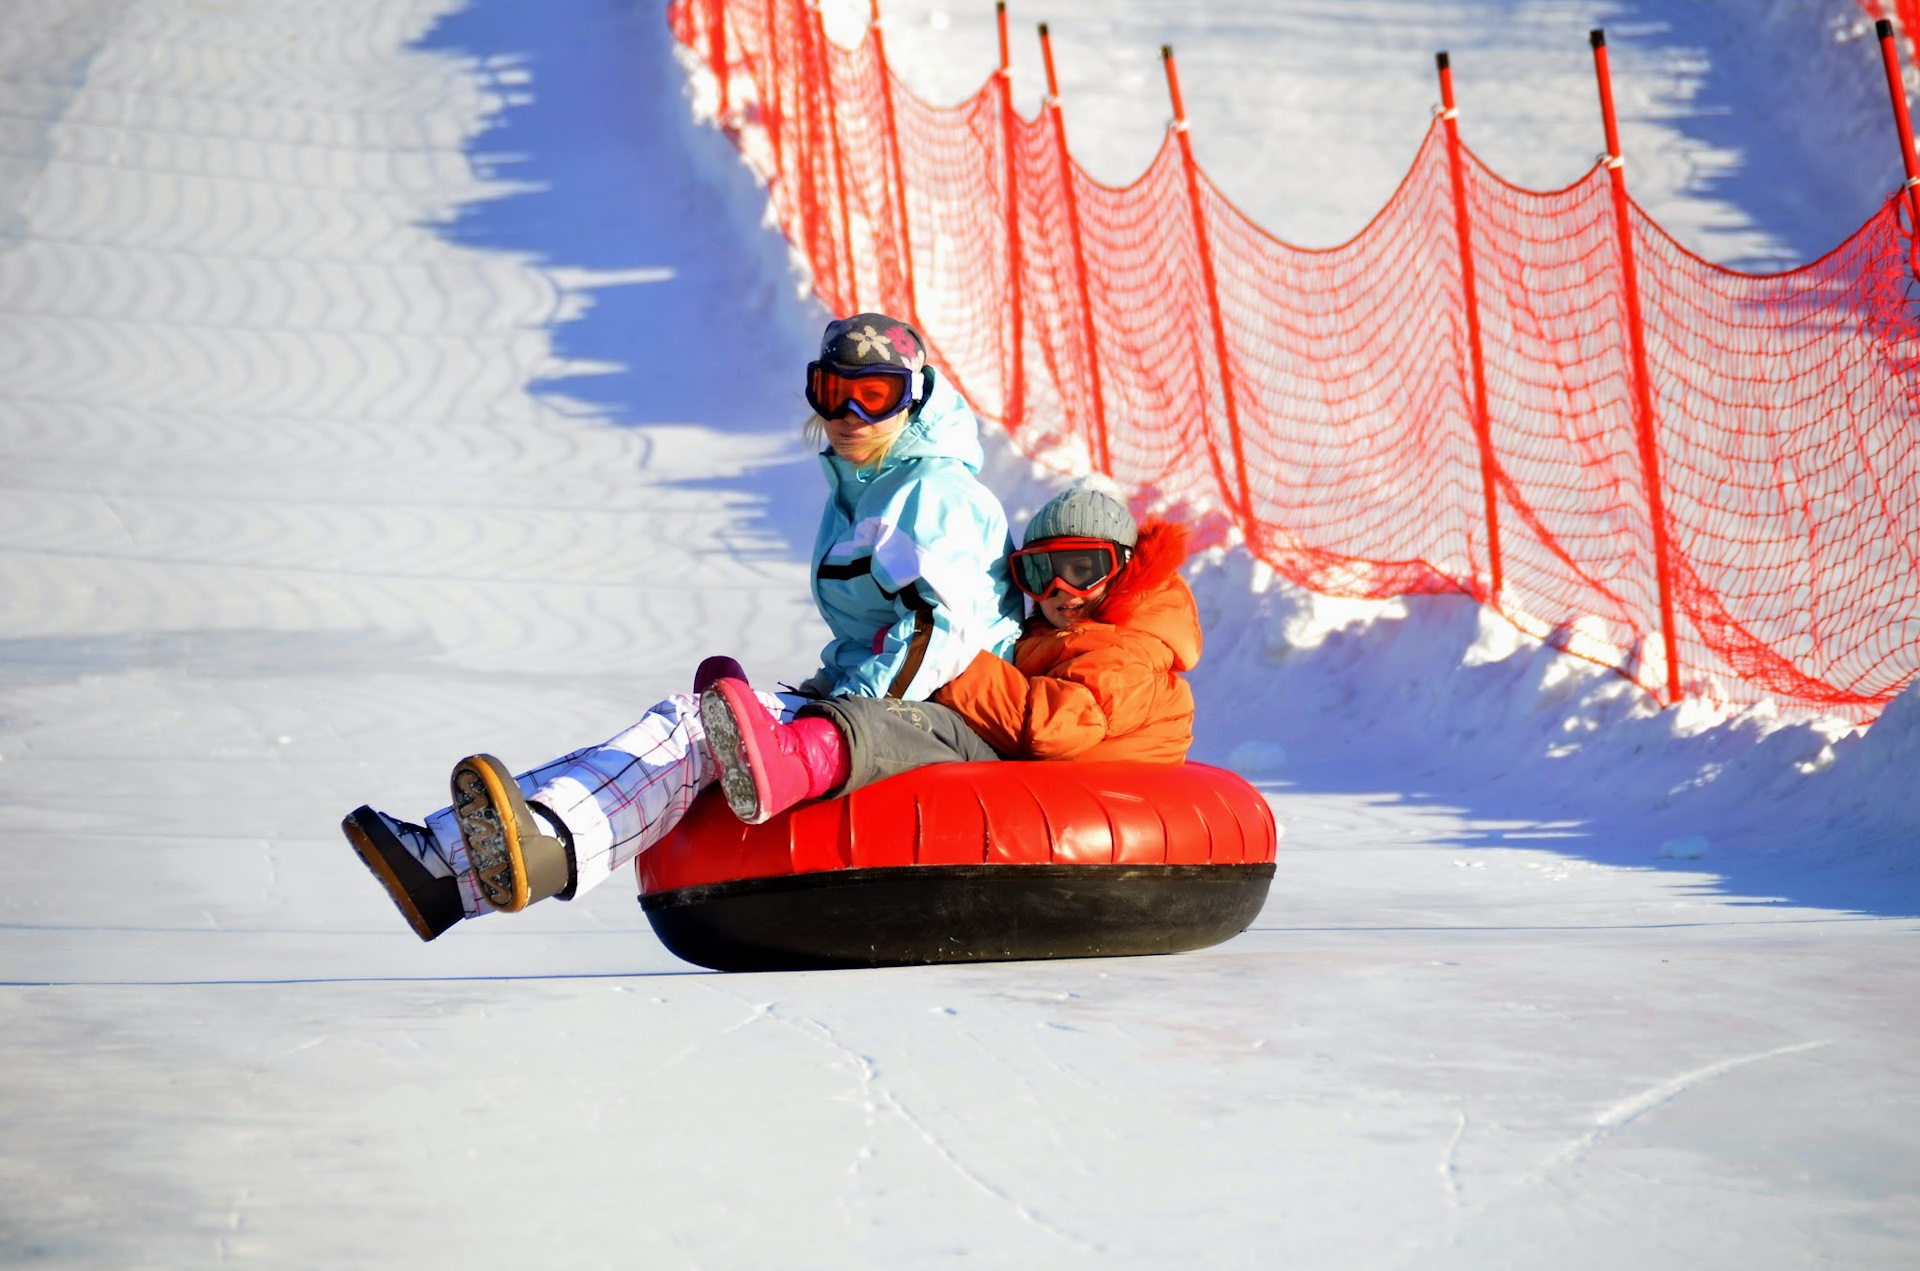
804, 411, 911, 474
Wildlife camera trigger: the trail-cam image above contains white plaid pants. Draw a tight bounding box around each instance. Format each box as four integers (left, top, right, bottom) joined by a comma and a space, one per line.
423, 688, 798, 916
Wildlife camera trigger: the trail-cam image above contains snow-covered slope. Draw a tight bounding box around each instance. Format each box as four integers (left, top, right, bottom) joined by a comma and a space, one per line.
0, 1, 1914, 1267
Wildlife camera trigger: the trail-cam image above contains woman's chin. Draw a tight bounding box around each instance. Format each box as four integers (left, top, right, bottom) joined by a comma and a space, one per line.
827, 420, 904, 464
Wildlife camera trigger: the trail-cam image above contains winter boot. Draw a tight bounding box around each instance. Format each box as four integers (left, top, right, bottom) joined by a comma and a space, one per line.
341, 805, 464, 941
692, 654, 746, 695
449, 754, 574, 912
699, 677, 850, 824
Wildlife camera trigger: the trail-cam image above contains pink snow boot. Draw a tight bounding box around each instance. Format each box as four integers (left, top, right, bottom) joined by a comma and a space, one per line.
699, 678, 850, 824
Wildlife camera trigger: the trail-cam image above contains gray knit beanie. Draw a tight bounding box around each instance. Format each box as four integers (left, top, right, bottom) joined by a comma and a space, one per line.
1023, 485, 1138, 548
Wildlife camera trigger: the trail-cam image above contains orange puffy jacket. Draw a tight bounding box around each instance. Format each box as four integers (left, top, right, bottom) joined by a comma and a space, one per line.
932, 518, 1199, 762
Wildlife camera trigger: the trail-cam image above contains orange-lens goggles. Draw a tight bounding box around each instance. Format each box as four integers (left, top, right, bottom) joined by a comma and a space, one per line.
805, 362, 915, 423
1010, 537, 1124, 600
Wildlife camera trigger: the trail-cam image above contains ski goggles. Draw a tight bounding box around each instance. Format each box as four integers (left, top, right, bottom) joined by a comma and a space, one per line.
1009, 537, 1127, 600
805, 361, 919, 424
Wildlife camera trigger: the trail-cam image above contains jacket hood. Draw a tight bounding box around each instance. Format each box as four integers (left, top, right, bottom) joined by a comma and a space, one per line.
1091, 517, 1201, 671
886, 372, 984, 470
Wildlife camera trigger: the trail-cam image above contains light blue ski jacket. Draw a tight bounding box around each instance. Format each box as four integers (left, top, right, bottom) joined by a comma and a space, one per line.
810, 373, 1023, 701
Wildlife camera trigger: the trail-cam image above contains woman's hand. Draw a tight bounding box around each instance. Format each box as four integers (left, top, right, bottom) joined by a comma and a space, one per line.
780, 668, 837, 700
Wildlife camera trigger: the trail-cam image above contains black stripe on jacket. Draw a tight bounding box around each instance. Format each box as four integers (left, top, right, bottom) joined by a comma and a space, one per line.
816, 556, 874, 581
818, 556, 935, 699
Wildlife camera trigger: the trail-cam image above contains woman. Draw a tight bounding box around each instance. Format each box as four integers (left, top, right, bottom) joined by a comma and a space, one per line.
341, 313, 1023, 941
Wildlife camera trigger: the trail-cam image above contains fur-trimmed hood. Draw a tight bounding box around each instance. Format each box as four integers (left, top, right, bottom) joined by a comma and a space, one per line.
1083, 517, 1201, 671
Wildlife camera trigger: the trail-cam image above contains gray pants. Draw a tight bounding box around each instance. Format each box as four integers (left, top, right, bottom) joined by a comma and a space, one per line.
799, 696, 1002, 797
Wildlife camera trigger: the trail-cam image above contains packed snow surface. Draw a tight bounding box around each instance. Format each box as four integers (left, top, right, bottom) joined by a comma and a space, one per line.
1, 1, 1915, 1267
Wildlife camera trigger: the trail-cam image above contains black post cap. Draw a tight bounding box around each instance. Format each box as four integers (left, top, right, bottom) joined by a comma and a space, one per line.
1162, 44, 1174, 60
1879, 18, 1895, 39
1590, 29, 1607, 48
1436, 51, 1450, 70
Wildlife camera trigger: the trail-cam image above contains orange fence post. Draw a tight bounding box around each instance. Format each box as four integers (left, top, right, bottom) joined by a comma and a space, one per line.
709, 0, 731, 121
761, 0, 784, 174
812, 1, 858, 310
1875, 18, 1920, 238
1040, 24, 1109, 473
868, 0, 917, 316
1162, 45, 1252, 525
1853, 4, 1920, 112
1436, 52, 1504, 603
996, 3, 1026, 432
1591, 29, 1682, 705
792, 1, 822, 288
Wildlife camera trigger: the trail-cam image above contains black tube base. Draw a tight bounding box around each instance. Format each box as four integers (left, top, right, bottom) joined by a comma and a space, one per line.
640, 863, 1276, 972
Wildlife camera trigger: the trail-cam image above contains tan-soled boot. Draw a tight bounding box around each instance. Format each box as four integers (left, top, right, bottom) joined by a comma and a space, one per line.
449, 754, 573, 912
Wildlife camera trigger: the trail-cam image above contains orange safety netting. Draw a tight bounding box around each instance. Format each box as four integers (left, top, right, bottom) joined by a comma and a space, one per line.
671, 0, 1920, 723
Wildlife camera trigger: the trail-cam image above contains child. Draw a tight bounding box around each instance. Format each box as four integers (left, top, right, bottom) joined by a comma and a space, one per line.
699, 485, 1198, 823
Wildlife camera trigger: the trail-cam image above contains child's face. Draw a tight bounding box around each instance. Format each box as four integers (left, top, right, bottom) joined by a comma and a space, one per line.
1038, 579, 1108, 630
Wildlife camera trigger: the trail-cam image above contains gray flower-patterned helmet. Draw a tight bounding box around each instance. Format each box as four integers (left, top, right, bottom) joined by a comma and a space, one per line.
819, 312, 929, 372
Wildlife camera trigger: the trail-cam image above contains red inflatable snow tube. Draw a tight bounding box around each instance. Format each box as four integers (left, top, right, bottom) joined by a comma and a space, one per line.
637, 762, 1277, 971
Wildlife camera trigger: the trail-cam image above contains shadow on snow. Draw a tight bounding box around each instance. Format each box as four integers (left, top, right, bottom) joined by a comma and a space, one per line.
415, 0, 828, 557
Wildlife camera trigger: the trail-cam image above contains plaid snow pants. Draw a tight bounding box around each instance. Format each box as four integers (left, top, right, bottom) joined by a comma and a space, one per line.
423, 689, 799, 915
